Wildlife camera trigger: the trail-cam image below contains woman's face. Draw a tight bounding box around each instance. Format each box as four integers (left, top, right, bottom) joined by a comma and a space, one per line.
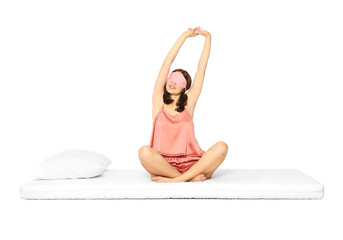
166, 81, 183, 94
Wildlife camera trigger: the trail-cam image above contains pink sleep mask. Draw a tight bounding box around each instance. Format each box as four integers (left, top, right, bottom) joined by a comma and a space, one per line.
166, 72, 187, 89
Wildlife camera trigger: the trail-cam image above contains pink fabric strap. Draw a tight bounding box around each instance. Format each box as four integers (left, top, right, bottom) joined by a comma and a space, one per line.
166, 72, 187, 89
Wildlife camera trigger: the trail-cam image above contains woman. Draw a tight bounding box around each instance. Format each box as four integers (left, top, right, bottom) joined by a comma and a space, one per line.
138, 27, 228, 182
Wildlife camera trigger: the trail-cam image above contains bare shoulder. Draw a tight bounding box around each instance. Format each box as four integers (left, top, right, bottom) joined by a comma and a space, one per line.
151, 92, 197, 121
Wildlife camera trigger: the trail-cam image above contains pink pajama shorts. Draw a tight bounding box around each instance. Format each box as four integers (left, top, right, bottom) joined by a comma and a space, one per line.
162, 154, 202, 174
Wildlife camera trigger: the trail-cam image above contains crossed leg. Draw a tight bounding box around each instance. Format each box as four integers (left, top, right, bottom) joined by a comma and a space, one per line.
138, 146, 207, 181
138, 141, 228, 182
173, 141, 228, 182
138, 146, 182, 178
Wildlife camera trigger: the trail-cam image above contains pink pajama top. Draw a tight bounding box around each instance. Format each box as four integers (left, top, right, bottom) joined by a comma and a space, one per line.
149, 104, 205, 158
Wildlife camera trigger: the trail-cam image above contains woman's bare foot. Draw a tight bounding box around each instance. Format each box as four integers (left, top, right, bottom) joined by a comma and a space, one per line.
151, 174, 207, 182
151, 176, 176, 182
189, 173, 207, 182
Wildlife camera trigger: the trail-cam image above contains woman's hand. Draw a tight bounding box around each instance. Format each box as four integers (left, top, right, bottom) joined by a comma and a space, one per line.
194, 26, 211, 37
183, 27, 200, 38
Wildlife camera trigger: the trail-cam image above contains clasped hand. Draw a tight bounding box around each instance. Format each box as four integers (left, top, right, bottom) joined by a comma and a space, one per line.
184, 26, 210, 38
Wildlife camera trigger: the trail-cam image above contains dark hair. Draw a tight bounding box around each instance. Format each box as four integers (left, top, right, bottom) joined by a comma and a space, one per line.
163, 68, 192, 113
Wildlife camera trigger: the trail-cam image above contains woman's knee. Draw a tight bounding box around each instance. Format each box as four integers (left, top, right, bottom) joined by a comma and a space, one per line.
138, 145, 153, 162
216, 141, 229, 156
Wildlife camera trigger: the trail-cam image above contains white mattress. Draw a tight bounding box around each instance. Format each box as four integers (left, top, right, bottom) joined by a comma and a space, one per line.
20, 169, 324, 200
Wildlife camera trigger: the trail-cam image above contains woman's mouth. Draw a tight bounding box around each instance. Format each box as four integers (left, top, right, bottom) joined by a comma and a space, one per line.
169, 85, 176, 90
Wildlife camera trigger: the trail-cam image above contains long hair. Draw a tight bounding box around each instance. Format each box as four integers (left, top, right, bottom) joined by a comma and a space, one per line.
163, 68, 192, 113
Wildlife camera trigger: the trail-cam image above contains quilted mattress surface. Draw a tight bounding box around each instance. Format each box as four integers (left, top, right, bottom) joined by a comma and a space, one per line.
20, 169, 324, 200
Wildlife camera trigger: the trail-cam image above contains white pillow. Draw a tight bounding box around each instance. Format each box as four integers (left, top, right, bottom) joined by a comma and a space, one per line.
34, 149, 112, 179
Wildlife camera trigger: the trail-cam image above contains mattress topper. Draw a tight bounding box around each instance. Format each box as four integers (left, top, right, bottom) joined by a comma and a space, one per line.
20, 169, 324, 199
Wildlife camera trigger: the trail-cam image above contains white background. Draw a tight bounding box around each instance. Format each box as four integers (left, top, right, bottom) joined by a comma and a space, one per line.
1, 0, 342, 239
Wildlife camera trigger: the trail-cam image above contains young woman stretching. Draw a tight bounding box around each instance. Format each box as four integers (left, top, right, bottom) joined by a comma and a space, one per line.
138, 27, 228, 182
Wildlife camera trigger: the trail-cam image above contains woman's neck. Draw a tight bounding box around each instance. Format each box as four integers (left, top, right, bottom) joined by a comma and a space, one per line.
168, 94, 180, 108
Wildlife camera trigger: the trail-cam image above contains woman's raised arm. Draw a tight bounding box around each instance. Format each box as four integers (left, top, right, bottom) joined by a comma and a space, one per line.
152, 28, 199, 103
187, 27, 211, 106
